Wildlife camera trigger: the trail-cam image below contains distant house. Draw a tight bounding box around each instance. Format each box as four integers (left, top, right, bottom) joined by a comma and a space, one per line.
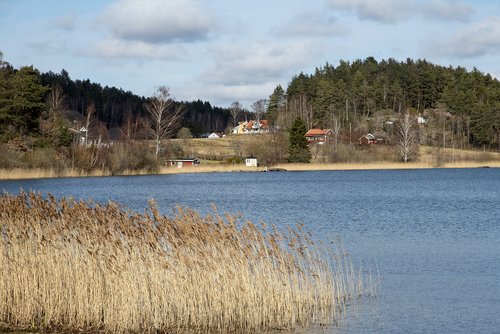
246, 120, 270, 134
208, 132, 221, 139
231, 120, 270, 134
359, 133, 377, 145
417, 116, 427, 124
68, 126, 103, 147
232, 122, 248, 134
245, 156, 258, 167
165, 158, 200, 168
305, 129, 334, 144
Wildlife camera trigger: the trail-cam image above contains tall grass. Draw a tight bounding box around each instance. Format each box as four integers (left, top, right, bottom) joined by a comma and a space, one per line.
0, 192, 373, 333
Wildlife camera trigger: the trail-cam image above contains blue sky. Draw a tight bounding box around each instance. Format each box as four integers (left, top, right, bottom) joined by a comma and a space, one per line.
1, 0, 500, 109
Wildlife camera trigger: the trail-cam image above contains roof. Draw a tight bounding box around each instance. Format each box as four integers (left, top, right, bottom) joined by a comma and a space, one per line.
305, 129, 333, 136
166, 158, 200, 162
246, 120, 269, 129
361, 133, 376, 139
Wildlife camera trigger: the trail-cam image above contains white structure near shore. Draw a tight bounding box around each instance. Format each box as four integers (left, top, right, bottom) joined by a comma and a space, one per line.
245, 156, 258, 167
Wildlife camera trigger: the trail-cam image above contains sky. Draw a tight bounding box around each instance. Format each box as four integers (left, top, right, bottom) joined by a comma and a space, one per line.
1, 0, 500, 109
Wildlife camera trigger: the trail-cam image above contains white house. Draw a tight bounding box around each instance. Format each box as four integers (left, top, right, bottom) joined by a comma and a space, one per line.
208, 132, 221, 139
245, 156, 258, 167
417, 116, 427, 124
232, 121, 248, 134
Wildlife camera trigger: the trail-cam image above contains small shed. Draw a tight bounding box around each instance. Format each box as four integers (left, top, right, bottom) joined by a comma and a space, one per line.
245, 156, 258, 167
165, 158, 200, 168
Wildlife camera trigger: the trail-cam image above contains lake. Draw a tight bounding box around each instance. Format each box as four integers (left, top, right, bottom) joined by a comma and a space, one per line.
1, 168, 499, 333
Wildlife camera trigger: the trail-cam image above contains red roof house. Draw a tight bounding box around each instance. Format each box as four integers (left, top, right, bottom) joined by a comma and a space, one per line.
245, 120, 270, 133
305, 129, 334, 143
359, 133, 376, 145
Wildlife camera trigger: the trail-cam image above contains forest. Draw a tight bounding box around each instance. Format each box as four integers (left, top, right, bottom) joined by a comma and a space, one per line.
1, 51, 500, 172
0, 52, 232, 146
268, 57, 500, 149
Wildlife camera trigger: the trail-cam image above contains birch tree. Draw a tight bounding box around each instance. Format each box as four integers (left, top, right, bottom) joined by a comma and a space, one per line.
229, 101, 242, 127
395, 113, 418, 162
146, 86, 183, 159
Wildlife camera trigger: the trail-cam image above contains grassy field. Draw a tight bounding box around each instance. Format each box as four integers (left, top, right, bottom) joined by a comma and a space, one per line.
0, 192, 374, 333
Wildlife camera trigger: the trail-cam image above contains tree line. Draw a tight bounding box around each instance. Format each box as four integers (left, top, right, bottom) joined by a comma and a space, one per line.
1, 51, 500, 172
0, 52, 232, 147
267, 57, 500, 149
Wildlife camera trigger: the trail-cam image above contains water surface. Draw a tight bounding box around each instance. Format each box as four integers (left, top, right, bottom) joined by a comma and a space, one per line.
2, 168, 499, 333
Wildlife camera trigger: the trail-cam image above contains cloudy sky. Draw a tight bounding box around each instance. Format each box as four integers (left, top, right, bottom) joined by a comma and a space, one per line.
1, 0, 500, 108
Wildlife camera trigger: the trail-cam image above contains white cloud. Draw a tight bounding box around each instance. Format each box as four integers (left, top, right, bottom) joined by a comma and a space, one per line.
327, 0, 412, 22
102, 0, 213, 44
428, 16, 500, 58
274, 12, 348, 37
203, 41, 320, 86
327, 0, 473, 23
182, 82, 279, 108
193, 40, 321, 106
89, 39, 185, 60
421, 1, 472, 22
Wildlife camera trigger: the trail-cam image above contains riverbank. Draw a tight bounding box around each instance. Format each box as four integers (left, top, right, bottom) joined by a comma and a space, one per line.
1, 160, 499, 180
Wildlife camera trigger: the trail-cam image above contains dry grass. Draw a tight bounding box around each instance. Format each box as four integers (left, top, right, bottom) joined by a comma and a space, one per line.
0, 168, 114, 180
0, 192, 373, 333
2, 145, 497, 180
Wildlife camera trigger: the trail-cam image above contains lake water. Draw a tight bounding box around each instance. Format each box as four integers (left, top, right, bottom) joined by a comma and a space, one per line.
1, 168, 499, 333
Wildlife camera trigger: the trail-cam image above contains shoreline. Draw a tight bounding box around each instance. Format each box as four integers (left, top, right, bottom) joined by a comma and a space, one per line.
1, 160, 499, 180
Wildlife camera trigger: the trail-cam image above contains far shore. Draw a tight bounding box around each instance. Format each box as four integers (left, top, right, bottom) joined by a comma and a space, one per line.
1, 160, 499, 181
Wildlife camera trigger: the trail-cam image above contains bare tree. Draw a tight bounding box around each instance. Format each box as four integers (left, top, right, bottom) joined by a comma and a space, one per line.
395, 113, 418, 162
84, 102, 96, 148
41, 85, 68, 146
330, 112, 341, 149
229, 101, 242, 127
146, 86, 183, 159
251, 99, 267, 121
47, 85, 66, 114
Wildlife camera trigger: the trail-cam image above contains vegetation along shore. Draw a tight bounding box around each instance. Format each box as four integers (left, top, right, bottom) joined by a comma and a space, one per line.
1, 144, 499, 180
0, 192, 376, 333
1, 53, 500, 180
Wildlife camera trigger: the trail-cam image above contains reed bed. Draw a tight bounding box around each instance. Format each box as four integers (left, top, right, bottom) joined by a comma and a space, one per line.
0, 192, 373, 333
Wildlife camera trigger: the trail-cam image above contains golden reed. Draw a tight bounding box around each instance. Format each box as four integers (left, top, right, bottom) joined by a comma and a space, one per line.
0, 192, 374, 333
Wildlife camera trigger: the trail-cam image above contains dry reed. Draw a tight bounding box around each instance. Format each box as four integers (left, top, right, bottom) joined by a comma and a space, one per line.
0, 192, 374, 333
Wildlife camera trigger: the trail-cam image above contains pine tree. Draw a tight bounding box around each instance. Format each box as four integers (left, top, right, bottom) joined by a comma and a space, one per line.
267, 85, 285, 126
288, 117, 311, 163
0, 65, 48, 139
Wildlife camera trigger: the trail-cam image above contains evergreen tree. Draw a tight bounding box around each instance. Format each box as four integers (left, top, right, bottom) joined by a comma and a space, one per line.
0, 66, 48, 140
287, 117, 311, 163
267, 85, 285, 125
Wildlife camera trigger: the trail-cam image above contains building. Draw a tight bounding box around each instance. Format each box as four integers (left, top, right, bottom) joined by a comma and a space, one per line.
231, 122, 248, 134
417, 116, 427, 124
245, 156, 258, 167
359, 133, 377, 145
165, 158, 200, 168
305, 129, 334, 144
208, 132, 222, 139
232, 120, 270, 134
245, 120, 270, 134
